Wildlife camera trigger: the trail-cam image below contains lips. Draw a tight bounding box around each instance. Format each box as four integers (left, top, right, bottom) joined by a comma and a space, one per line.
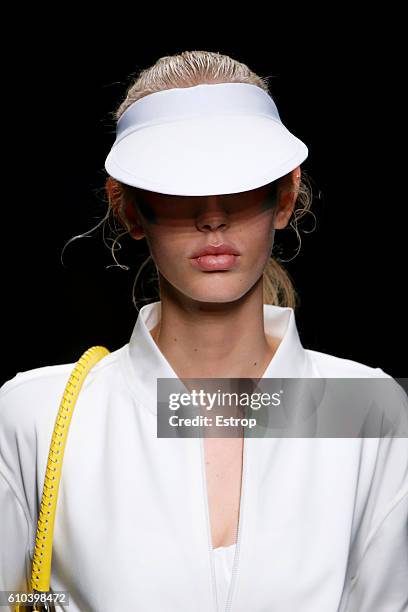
190, 253, 240, 271
189, 242, 241, 272
190, 242, 241, 259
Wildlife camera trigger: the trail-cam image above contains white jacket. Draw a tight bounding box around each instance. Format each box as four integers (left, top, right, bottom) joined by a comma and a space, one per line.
1, 301, 407, 612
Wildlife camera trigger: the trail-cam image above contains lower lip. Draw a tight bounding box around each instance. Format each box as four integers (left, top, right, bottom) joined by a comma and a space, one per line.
190, 254, 240, 271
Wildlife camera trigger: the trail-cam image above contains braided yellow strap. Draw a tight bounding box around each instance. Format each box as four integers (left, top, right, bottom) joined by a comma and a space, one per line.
28, 346, 110, 599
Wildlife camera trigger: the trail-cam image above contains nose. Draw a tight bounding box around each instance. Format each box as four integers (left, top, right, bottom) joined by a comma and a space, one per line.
195, 196, 229, 232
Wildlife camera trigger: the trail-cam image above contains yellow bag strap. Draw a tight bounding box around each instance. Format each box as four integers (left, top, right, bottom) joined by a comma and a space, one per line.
29, 346, 110, 595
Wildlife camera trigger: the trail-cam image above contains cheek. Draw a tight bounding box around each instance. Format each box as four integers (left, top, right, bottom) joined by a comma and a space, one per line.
144, 230, 182, 270
237, 214, 275, 248
135, 200, 159, 224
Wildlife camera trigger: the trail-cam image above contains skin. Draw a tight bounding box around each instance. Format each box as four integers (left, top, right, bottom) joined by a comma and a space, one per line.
113, 167, 301, 547
114, 167, 301, 380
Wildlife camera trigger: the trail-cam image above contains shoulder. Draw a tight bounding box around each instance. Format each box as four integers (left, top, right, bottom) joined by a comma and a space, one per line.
0, 346, 128, 528
305, 348, 408, 437
0, 346, 126, 432
305, 348, 393, 378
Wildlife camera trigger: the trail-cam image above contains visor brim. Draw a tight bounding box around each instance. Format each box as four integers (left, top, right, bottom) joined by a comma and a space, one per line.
105, 114, 308, 196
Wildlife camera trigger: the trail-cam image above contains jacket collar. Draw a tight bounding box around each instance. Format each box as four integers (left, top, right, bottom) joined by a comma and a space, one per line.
121, 300, 310, 415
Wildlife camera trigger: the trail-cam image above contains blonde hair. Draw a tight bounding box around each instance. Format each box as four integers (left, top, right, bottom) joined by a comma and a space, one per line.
64, 50, 315, 311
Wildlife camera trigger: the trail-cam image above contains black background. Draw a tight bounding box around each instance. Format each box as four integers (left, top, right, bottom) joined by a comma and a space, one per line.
2, 16, 406, 384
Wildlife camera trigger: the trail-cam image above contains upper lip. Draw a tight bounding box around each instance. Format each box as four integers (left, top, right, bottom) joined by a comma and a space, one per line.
190, 242, 241, 258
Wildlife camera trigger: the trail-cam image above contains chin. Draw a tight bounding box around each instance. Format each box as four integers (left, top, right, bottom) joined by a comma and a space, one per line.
185, 285, 250, 304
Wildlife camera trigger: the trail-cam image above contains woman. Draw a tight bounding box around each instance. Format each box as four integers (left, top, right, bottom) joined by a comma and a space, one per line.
1, 50, 407, 612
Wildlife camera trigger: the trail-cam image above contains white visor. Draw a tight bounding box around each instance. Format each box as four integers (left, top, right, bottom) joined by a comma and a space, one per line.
104, 82, 308, 196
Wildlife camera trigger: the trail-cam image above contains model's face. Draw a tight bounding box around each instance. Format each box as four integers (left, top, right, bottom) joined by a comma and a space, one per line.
124, 178, 294, 304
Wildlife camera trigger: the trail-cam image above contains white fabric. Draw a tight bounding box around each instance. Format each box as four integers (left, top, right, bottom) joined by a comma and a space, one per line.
213, 544, 236, 612
104, 82, 308, 196
1, 300, 407, 611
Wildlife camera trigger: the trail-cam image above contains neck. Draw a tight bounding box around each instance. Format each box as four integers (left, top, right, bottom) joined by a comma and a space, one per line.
149, 278, 280, 380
